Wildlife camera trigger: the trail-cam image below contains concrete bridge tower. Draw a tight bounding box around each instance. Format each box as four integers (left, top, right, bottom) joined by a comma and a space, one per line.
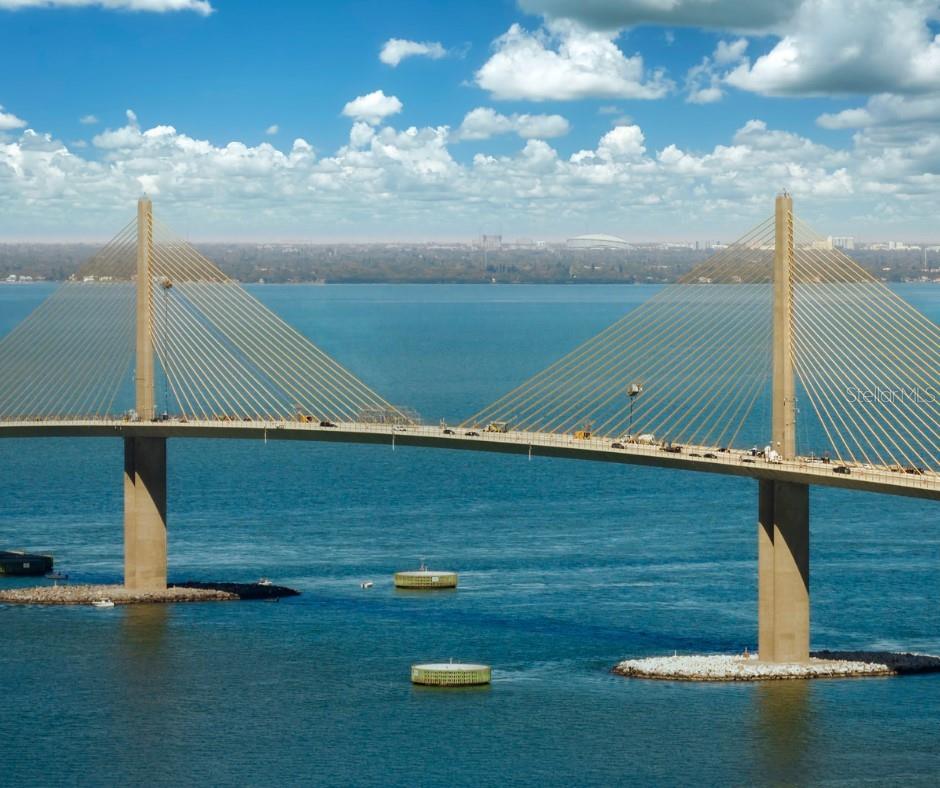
758, 192, 810, 662
123, 197, 168, 591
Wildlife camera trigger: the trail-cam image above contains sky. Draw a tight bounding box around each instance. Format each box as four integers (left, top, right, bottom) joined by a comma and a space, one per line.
2, 0, 940, 241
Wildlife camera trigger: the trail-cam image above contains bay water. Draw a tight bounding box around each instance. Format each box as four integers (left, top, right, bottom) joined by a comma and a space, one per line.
1, 283, 938, 786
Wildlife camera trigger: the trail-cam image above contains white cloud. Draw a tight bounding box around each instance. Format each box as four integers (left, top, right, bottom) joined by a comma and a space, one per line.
714, 38, 748, 66
92, 109, 143, 148
4, 109, 940, 239
726, 1, 940, 96
0, 105, 27, 130
685, 38, 748, 104
79, 114, 99, 125
518, 0, 801, 32
348, 121, 375, 149
0, 0, 212, 12
265, 124, 279, 135
596, 124, 645, 159
341, 90, 403, 126
379, 38, 446, 67
818, 94, 940, 130
475, 21, 671, 101
526, 1, 940, 103
456, 107, 570, 141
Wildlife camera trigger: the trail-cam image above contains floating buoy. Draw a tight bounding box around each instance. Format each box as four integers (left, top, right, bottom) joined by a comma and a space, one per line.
394, 561, 457, 589
411, 661, 491, 687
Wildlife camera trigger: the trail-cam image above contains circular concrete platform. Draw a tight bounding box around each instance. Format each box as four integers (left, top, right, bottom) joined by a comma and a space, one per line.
613, 651, 940, 681
411, 662, 491, 686
394, 569, 458, 589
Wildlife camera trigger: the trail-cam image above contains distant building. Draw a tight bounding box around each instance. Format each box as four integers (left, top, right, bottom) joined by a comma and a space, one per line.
829, 236, 854, 250
480, 234, 502, 250
566, 234, 632, 250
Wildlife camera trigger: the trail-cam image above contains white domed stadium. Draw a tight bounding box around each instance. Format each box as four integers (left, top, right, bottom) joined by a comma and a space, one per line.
566, 234, 632, 250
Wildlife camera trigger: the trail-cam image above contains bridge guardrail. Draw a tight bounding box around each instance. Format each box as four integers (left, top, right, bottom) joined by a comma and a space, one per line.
0, 417, 936, 496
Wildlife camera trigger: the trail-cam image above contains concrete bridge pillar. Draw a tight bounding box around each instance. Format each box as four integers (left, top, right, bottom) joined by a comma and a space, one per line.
123, 436, 167, 591
758, 479, 810, 663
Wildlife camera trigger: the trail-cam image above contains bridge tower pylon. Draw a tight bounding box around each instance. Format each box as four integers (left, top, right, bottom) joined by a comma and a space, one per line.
758, 192, 810, 663
123, 197, 167, 591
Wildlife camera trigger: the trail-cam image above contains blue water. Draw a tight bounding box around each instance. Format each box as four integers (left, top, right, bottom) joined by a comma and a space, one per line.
1, 283, 939, 786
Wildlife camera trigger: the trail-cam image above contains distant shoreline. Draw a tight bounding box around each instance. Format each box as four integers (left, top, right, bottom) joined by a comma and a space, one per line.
5, 242, 937, 285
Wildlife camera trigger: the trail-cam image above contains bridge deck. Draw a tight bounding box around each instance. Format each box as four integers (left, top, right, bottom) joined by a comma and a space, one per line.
1, 419, 937, 501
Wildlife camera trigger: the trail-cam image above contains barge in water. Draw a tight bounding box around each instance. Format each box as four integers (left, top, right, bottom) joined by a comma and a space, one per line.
0, 551, 54, 576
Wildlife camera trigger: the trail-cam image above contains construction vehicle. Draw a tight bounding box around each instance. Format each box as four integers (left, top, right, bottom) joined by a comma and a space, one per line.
485, 421, 509, 433
574, 424, 593, 441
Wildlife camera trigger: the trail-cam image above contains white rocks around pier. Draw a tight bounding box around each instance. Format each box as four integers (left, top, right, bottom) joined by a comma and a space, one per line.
0, 584, 238, 605
614, 651, 940, 681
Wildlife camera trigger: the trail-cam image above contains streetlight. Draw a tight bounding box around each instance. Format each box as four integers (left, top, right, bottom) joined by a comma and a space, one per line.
627, 382, 642, 438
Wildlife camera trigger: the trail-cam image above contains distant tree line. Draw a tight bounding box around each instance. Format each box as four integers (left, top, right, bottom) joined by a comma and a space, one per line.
0, 242, 935, 284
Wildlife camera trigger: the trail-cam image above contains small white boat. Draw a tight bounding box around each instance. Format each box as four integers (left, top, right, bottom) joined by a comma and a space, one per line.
91, 598, 115, 608
257, 578, 273, 587
360, 581, 374, 589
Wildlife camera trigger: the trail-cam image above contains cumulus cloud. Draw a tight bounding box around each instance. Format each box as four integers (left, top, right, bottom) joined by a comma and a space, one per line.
523, 1, 940, 104
456, 107, 570, 141
817, 94, 940, 130
341, 90, 403, 125
3, 108, 940, 238
0, 105, 27, 130
518, 0, 801, 32
92, 109, 143, 148
714, 38, 748, 66
597, 124, 646, 160
79, 114, 99, 125
0, 0, 212, 12
379, 38, 446, 67
475, 21, 671, 101
685, 38, 748, 104
265, 124, 279, 135
726, 1, 940, 96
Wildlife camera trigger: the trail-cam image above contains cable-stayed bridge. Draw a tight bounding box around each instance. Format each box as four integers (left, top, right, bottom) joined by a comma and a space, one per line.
1, 195, 937, 664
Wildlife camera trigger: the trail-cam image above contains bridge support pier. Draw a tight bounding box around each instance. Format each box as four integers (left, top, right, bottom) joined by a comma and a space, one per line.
123, 436, 167, 591
758, 479, 810, 663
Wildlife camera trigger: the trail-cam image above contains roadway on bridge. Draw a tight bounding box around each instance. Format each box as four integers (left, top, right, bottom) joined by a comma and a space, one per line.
2, 418, 937, 501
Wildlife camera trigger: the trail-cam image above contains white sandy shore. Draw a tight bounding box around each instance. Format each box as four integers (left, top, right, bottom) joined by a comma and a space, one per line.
613, 651, 940, 681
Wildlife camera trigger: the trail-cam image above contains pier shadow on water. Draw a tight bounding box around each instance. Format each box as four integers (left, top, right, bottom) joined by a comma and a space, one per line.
119, 604, 170, 654
752, 681, 812, 784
